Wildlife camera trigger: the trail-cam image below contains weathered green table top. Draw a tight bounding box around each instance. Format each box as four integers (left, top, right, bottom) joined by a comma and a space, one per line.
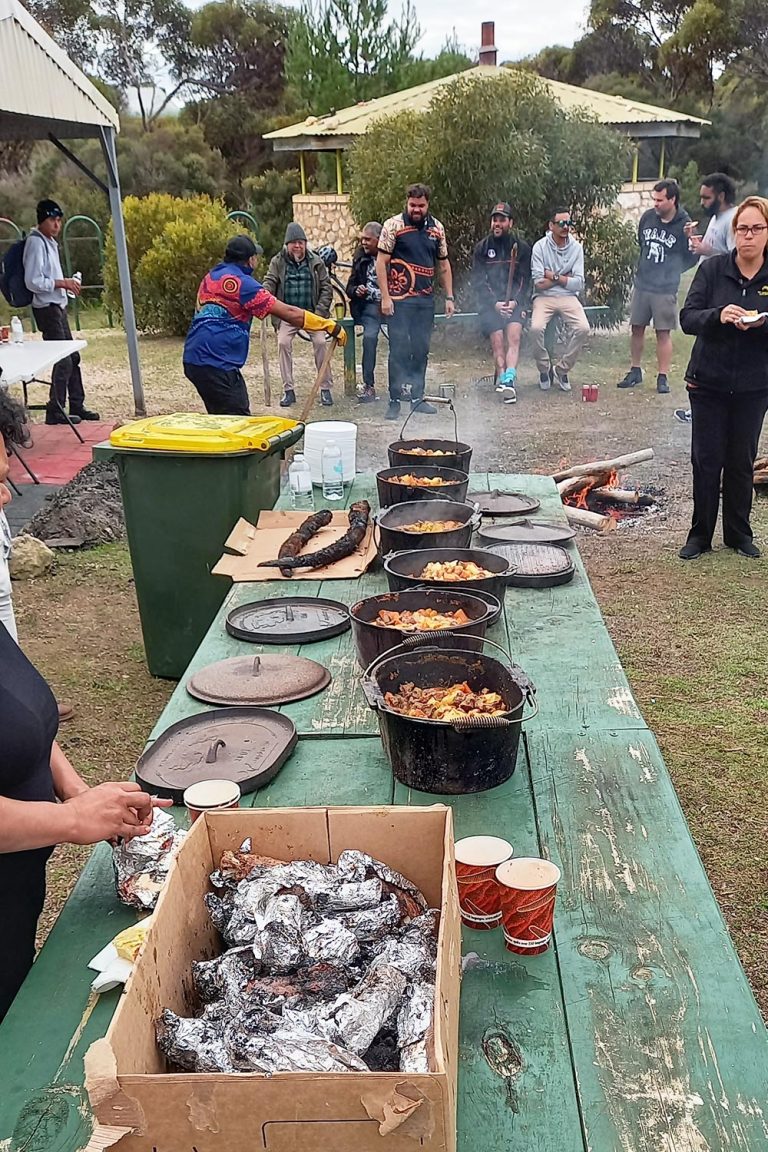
1, 472, 766, 1152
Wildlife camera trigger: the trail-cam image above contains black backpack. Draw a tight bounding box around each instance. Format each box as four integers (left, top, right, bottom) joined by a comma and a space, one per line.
0, 236, 33, 308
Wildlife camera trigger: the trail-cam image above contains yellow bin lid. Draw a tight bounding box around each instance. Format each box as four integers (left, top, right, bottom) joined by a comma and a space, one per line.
109, 413, 300, 454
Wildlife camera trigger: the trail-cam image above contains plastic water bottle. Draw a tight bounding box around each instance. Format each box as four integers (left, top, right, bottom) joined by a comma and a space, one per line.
66, 271, 82, 300
322, 441, 344, 501
10, 317, 23, 343
288, 453, 315, 511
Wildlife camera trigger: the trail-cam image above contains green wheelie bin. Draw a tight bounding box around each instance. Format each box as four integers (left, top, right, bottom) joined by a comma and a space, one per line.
94, 413, 303, 678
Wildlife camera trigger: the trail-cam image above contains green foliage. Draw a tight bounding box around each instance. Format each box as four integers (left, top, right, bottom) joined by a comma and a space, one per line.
243, 168, 302, 258
581, 211, 637, 327
348, 71, 633, 321
103, 194, 239, 335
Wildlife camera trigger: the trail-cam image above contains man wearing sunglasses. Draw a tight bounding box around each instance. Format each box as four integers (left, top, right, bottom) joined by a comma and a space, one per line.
618, 179, 697, 394
529, 208, 590, 392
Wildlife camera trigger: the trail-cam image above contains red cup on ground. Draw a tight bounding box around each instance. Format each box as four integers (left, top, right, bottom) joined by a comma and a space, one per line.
183, 779, 241, 824
0, 326, 9, 342
495, 857, 561, 955
455, 835, 513, 930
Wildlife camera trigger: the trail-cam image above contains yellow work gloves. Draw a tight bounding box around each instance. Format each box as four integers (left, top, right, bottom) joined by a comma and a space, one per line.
302, 311, 348, 346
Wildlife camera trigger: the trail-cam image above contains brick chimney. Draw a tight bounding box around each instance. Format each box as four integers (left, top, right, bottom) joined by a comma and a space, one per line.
479, 21, 497, 67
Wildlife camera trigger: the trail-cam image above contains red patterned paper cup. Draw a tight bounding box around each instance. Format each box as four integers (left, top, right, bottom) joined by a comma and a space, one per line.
495, 857, 561, 955
183, 780, 241, 824
455, 836, 513, 930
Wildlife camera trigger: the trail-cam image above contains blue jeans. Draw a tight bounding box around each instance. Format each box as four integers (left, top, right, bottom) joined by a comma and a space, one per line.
359, 302, 381, 388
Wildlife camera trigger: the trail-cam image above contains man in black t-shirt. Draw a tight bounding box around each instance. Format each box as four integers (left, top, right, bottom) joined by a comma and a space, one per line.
472, 202, 532, 405
376, 183, 455, 421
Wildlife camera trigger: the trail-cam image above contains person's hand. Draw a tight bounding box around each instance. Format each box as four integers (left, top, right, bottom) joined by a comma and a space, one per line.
380, 296, 395, 317
688, 234, 703, 253
355, 285, 367, 297
62, 278, 81, 296
683, 220, 699, 238
0, 483, 11, 510
445, 299, 456, 318
328, 321, 347, 347
62, 782, 171, 845
544, 270, 555, 281
721, 304, 749, 325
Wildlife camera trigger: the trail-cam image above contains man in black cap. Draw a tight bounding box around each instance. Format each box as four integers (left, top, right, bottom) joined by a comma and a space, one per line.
472, 202, 532, 405
23, 199, 99, 425
183, 234, 344, 415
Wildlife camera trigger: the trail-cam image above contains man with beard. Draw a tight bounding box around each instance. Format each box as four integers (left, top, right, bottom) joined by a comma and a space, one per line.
472, 202, 532, 405
377, 184, 455, 421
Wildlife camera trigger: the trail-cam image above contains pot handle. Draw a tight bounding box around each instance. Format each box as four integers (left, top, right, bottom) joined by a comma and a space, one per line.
398, 395, 460, 446
451, 692, 539, 731
465, 635, 537, 701
470, 510, 483, 532
361, 676, 384, 711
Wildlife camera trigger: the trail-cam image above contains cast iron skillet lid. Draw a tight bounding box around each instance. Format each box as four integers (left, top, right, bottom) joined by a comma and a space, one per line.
466, 490, 541, 516
226, 596, 350, 644
135, 707, 298, 802
187, 653, 331, 706
487, 542, 575, 588
479, 518, 576, 545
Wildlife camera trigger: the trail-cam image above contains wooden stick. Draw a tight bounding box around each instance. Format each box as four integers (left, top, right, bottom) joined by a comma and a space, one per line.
552, 449, 654, 482
563, 505, 617, 533
260, 318, 271, 406
298, 336, 338, 425
591, 486, 642, 504
557, 472, 611, 498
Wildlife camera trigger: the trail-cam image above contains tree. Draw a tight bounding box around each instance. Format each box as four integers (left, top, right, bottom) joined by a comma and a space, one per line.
348, 71, 635, 322
286, 0, 423, 115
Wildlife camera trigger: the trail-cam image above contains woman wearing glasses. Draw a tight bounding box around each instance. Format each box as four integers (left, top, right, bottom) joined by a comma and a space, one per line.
679, 196, 768, 559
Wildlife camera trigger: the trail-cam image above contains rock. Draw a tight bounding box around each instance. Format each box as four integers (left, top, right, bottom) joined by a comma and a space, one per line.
9, 534, 55, 579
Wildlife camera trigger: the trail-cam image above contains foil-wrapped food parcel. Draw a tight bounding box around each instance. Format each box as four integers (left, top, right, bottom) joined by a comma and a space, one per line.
156, 845, 439, 1075
113, 809, 187, 910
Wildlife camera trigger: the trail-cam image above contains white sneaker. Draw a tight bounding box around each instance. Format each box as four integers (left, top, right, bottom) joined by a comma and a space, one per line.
555, 370, 571, 392
502, 387, 517, 405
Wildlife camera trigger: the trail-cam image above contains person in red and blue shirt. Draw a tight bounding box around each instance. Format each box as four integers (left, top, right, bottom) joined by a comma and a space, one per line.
183, 234, 345, 415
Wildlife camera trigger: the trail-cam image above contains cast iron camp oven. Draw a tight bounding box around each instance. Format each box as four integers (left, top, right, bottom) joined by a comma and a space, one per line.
362, 637, 537, 794
376, 465, 469, 509
387, 394, 473, 473
383, 547, 513, 604
375, 499, 481, 555
349, 587, 495, 668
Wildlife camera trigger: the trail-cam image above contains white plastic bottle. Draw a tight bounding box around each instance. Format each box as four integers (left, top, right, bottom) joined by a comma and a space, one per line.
10, 316, 23, 343
321, 442, 344, 501
288, 452, 315, 511
66, 271, 82, 300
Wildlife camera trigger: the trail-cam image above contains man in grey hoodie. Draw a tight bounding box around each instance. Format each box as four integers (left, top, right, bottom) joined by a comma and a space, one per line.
22, 199, 99, 425
529, 208, 590, 391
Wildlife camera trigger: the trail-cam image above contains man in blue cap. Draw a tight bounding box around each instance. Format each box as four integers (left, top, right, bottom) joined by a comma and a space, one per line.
183, 234, 345, 415
23, 199, 99, 425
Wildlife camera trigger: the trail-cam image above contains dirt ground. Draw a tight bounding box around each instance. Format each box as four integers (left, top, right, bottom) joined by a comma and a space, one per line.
11, 314, 768, 1014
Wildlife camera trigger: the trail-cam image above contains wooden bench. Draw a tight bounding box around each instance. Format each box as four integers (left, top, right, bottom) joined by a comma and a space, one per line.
1, 473, 766, 1152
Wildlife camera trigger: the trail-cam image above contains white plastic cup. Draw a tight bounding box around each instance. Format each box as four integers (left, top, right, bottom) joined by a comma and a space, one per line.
183, 779, 241, 823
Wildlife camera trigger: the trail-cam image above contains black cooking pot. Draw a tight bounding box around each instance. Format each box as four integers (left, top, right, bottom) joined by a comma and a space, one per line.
383, 547, 513, 605
387, 439, 473, 473
375, 499, 481, 555
362, 638, 537, 794
349, 588, 494, 669
376, 466, 469, 509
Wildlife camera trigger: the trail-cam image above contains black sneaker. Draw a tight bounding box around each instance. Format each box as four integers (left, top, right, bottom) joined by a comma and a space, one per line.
656, 375, 670, 394
279, 389, 296, 408
385, 400, 401, 421
618, 368, 642, 389
539, 371, 551, 391
555, 370, 571, 392
502, 386, 517, 405
45, 408, 81, 425
679, 539, 712, 560
735, 541, 761, 559
320, 388, 333, 407
411, 399, 437, 414
70, 407, 100, 420
357, 388, 376, 404
674, 408, 692, 424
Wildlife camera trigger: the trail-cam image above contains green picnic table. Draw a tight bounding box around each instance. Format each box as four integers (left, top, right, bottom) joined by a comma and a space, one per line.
1, 473, 767, 1152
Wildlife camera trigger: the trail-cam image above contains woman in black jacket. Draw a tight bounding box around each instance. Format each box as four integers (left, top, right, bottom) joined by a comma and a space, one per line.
679, 196, 768, 559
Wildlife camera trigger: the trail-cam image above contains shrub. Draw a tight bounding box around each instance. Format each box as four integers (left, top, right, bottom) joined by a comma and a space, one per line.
104, 195, 239, 335
243, 167, 302, 260
348, 71, 635, 323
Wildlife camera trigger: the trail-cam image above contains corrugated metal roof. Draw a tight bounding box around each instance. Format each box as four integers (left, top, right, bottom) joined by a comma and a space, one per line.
0, 0, 119, 139
265, 64, 708, 143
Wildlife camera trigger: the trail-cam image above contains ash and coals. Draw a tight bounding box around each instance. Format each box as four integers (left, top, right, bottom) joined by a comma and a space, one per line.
156, 847, 438, 1075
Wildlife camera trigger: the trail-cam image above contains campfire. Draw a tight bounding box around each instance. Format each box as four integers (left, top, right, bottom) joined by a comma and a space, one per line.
552, 449, 657, 533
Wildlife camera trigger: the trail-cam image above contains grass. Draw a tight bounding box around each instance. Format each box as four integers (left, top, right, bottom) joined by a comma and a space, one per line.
10, 300, 768, 1017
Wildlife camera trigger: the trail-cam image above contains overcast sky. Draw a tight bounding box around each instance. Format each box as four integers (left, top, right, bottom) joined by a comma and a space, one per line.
277, 1, 591, 60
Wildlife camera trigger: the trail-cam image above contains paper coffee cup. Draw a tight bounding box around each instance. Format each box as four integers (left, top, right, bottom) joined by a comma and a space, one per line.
495, 856, 561, 954
455, 835, 513, 930
183, 779, 241, 823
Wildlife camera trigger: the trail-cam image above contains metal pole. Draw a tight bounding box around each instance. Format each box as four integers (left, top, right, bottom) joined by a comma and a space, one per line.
300, 153, 307, 195
658, 139, 666, 179
631, 142, 639, 184
99, 127, 146, 416
336, 150, 344, 195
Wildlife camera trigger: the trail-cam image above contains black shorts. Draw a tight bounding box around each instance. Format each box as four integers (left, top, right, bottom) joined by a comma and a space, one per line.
480, 305, 528, 338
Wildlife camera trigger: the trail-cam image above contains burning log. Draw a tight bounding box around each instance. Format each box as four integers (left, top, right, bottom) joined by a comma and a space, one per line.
563, 506, 617, 533
552, 449, 654, 483
591, 486, 655, 506
556, 472, 612, 500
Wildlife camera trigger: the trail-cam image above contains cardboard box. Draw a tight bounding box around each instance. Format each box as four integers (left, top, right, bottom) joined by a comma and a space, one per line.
212, 511, 377, 582
85, 806, 460, 1152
